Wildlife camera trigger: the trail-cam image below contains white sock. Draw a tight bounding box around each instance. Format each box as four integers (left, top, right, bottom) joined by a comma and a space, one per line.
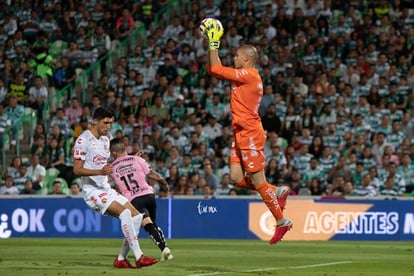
118, 238, 129, 261
132, 213, 143, 236
118, 214, 143, 260
119, 209, 143, 261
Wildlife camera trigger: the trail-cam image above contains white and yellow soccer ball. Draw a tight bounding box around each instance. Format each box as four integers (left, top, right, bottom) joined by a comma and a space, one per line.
199, 18, 224, 40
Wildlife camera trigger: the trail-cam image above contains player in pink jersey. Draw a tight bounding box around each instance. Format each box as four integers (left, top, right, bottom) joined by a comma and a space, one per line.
109, 137, 173, 261
73, 107, 157, 269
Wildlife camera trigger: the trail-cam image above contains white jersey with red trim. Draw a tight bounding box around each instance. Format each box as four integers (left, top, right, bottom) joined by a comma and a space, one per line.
73, 130, 111, 191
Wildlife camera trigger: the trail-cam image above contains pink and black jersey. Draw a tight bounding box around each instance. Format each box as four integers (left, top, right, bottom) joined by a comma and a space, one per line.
111, 155, 154, 201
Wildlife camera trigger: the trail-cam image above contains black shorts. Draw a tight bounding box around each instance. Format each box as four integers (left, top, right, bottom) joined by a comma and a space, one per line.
131, 194, 157, 222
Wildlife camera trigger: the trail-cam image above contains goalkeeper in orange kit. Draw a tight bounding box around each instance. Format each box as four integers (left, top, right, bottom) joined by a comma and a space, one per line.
200, 18, 293, 244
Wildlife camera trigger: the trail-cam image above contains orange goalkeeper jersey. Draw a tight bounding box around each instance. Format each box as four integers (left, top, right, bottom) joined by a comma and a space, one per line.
208, 63, 263, 130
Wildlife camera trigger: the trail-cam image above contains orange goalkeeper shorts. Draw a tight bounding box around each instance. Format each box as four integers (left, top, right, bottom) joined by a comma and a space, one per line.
229, 127, 266, 173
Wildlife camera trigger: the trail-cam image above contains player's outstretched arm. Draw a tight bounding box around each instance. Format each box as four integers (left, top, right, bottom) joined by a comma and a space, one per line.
200, 18, 224, 68
147, 170, 169, 190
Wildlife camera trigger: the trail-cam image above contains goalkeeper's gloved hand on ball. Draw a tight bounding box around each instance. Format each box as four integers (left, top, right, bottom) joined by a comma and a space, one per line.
199, 18, 224, 50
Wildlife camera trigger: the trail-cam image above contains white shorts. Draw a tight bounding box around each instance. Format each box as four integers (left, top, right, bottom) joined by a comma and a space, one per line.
82, 187, 128, 215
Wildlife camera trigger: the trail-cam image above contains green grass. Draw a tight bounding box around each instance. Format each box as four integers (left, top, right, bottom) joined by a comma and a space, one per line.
0, 239, 413, 275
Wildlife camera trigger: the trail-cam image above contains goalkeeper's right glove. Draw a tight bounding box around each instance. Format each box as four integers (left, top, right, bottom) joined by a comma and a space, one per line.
200, 18, 224, 50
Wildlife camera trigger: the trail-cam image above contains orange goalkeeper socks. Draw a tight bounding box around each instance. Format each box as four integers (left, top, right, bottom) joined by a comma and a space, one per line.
256, 181, 283, 221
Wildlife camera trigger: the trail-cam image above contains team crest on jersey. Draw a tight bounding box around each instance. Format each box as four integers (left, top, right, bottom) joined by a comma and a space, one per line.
92, 143, 97, 149
77, 138, 82, 144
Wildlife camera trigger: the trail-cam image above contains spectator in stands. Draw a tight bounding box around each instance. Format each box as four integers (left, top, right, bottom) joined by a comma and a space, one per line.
165, 164, 179, 190
73, 116, 91, 140
49, 122, 69, 148
202, 163, 219, 194
215, 173, 233, 196
265, 159, 281, 186
115, 8, 135, 42
202, 114, 222, 141
70, 181, 81, 196
8, 72, 28, 103
156, 53, 178, 82
59, 10, 76, 43
30, 133, 47, 161
0, 103, 11, 149
4, 94, 24, 147
40, 11, 60, 41
19, 179, 37, 195
25, 154, 45, 191
27, 76, 48, 121
13, 164, 29, 191
0, 78, 7, 104
81, 36, 99, 70
53, 56, 76, 91
65, 96, 83, 129
6, 156, 23, 180
49, 107, 72, 139
304, 155, 326, 185
48, 179, 66, 195
164, 16, 185, 41
44, 136, 66, 172
0, 175, 19, 195
167, 126, 188, 152
148, 94, 169, 123
383, 161, 406, 196
261, 103, 282, 134
380, 176, 400, 198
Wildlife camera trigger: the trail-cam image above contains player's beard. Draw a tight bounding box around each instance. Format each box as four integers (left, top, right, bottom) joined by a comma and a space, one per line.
98, 127, 109, 137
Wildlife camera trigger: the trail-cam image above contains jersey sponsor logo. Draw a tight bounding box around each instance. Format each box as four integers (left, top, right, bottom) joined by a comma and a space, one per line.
90, 196, 97, 205
248, 162, 254, 169
92, 155, 107, 165
98, 192, 108, 204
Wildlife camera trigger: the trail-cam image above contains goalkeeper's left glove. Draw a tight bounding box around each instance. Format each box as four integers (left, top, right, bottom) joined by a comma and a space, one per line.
200, 18, 224, 50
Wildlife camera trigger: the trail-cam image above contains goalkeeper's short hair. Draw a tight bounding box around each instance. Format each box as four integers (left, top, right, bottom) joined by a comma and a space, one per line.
240, 44, 259, 64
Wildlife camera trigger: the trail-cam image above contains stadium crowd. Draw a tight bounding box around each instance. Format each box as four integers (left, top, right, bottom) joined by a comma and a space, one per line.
1, 0, 414, 199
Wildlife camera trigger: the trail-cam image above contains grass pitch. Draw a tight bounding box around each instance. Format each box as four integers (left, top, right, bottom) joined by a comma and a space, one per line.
0, 238, 413, 276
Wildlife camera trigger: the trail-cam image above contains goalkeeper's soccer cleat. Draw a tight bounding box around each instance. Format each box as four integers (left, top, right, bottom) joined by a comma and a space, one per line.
113, 257, 134, 268
270, 218, 293, 245
275, 185, 290, 211
135, 254, 158, 269
160, 247, 174, 261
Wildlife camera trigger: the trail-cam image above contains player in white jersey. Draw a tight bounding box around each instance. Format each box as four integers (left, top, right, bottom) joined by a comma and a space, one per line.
73, 107, 157, 269
109, 137, 173, 261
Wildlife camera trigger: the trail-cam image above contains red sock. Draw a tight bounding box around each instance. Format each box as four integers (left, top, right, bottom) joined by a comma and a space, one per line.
235, 176, 256, 190
256, 181, 283, 221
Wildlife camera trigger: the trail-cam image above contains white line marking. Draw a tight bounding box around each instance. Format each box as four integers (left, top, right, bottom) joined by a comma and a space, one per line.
189, 261, 353, 276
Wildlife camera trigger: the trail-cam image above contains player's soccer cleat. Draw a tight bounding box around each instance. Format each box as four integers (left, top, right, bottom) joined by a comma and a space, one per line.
135, 254, 158, 269
275, 185, 290, 211
113, 257, 134, 268
270, 218, 293, 245
160, 247, 173, 261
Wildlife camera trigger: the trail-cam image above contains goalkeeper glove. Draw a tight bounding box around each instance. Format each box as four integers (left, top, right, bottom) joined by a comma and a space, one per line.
199, 18, 224, 50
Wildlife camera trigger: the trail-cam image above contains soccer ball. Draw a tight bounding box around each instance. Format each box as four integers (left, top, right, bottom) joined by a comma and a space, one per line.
199, 18, 223, 39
